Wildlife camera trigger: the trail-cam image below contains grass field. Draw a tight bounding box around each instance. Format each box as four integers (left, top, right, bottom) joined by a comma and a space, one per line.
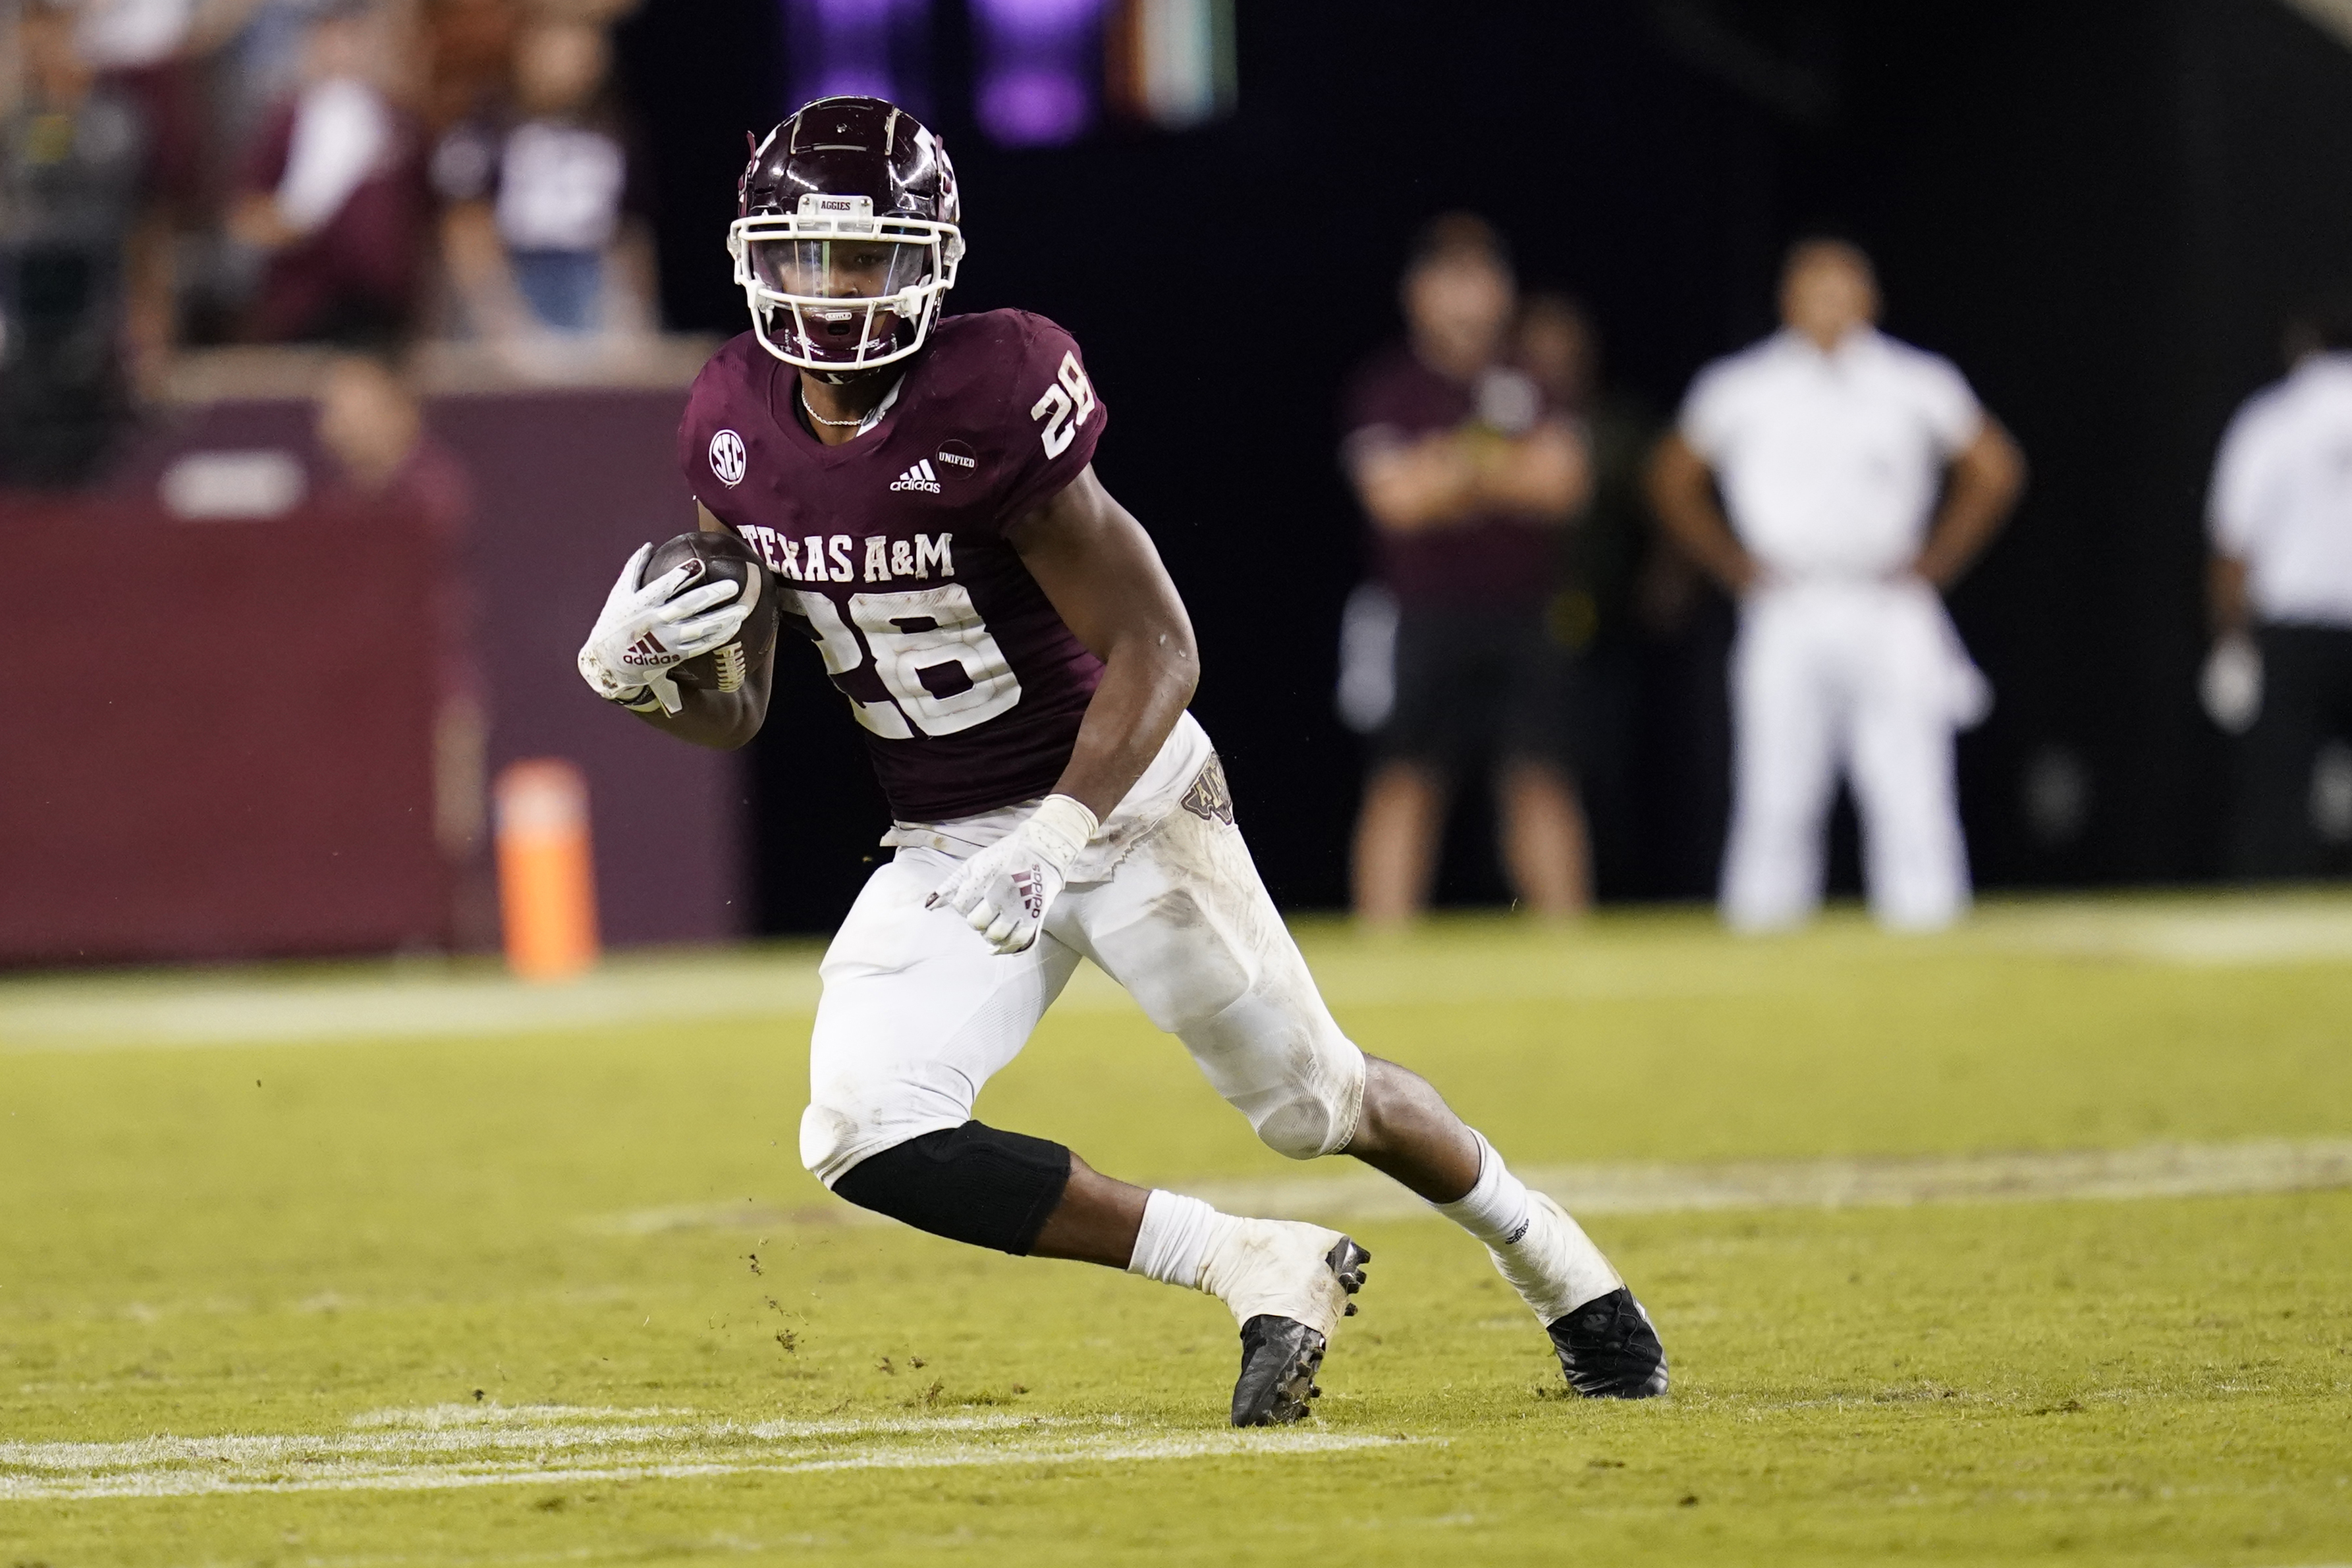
5, 893, 2351, 1567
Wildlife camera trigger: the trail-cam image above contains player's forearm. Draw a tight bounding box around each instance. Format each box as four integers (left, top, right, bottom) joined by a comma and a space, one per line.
1051, 634, 1199, 821
619, 652, 772, 751
622, 685, 765, 750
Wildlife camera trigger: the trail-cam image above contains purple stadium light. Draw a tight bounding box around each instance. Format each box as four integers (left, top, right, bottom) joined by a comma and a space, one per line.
971, 0, 1107, 146
783, 0, 931, 115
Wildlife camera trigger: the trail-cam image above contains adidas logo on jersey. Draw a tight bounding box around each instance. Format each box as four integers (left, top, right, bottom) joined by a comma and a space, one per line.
889, 459, 943, 493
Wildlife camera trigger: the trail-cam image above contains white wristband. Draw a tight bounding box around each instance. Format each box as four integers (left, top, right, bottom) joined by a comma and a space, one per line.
1026, 794, 1099, 874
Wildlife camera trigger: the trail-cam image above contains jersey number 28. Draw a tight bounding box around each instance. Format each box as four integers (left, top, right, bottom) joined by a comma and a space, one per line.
788, 584, 1022, 740
1029, 351, 1097, 460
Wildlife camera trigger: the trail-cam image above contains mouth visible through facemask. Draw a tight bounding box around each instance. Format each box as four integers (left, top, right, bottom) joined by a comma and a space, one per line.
770, 302, 902, 359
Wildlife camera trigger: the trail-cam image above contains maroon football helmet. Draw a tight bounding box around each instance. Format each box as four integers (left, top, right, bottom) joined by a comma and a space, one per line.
730, 97, 965, 373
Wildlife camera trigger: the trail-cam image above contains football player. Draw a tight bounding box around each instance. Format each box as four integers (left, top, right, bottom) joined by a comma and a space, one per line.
575, 97, 1666, 1423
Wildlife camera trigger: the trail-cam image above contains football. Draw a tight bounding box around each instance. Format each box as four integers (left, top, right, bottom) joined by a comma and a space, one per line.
645, 529, 778, 692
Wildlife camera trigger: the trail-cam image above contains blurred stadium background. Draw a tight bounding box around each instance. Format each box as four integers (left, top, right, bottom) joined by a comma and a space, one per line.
15, 1, 2352, 956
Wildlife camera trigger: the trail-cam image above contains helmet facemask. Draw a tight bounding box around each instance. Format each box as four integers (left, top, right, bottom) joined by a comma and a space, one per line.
729, 193, 963, 373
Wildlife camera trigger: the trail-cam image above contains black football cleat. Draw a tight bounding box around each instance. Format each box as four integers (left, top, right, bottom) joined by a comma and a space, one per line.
1546, 1287, 1669, 1399
1229, 1238, 1370, 1426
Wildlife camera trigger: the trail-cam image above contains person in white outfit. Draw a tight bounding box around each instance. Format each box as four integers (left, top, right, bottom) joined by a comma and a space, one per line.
1648, 239, 2024, 931
2204, 295, 2352, 877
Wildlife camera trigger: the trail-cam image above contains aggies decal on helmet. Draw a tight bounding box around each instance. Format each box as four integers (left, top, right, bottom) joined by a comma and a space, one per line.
728, 97, 965, 375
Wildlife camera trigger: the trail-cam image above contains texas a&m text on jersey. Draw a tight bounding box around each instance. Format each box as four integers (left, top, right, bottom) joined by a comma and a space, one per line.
680, 310, 1109, 822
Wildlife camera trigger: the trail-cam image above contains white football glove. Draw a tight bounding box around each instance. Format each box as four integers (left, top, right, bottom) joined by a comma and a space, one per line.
577, 542, 750, 715
926, 795, 1099, 954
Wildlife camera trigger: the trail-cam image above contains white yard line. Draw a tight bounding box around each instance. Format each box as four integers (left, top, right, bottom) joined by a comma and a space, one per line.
587, 1138, 2352, 1239
0, 1408, 1407, 1502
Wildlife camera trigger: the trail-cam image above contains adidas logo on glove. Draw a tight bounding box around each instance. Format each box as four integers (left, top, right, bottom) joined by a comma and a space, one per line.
621, 633, 670, 667
1011, 868, 1045, 919
889, 460, 943, 494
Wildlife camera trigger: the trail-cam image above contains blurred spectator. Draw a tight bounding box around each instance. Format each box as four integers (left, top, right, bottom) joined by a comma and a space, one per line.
429, 14, 651, 341
2203, 291, 2352, 878
1339, 214, 1595, 927
72, 0, 205, 217
1516, 293, 1670, 897
229, 0, 426, 343
206, 0, 396, 152
0, 0, 160, 485
1648, 238, 2023, 932
313, 352, 487, 938
1517, 294, 1643, 651
314, 348, 468, 525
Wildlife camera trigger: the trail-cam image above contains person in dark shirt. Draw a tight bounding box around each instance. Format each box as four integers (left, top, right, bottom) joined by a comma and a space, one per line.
1516, 292, 1666, 898
431, 15, 651, 340
0, 0, 151, 485
1340, 215, 1594, 927
313, 352, 485, 940
227, 0, 426, 344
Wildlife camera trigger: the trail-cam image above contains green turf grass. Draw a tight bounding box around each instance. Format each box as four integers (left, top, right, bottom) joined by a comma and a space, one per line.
3, 897, 2349, 1565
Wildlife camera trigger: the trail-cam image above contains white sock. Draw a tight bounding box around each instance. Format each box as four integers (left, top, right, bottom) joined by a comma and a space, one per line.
1126, 1189, 1230, 1291
1434, 1131, 1532, 1245
1436, 1131, 1620, 1322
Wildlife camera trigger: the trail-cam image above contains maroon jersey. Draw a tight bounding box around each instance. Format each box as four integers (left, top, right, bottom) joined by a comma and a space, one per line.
1342, 346, 1560, 610
680, 310, 1108, 821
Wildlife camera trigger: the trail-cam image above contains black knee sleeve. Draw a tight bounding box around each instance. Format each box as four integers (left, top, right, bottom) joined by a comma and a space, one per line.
829, 1120, 1072, 1255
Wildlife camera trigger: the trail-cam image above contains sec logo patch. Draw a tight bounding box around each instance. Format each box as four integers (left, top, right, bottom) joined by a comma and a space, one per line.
709, 429, 748, 488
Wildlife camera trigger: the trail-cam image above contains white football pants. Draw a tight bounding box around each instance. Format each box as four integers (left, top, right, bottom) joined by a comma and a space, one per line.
798, 792, 1369, 1189
1720, 579, 1977, 932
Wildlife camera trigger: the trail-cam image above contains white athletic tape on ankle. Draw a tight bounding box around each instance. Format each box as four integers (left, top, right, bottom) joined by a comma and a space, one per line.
1433, 1131, 1533, 1246
1128, 1189, 1221, 1290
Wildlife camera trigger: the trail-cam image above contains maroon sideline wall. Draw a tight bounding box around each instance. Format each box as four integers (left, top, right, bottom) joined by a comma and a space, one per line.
0, 387, 742, 966
0, 495, 447, 963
